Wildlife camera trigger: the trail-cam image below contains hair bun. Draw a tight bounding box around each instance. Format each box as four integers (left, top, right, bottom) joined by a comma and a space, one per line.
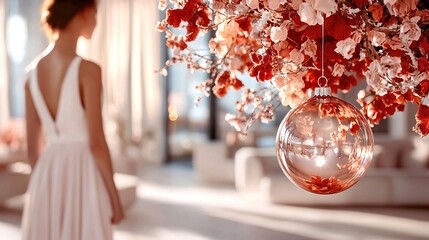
42, 0, 95, 34
45, 2, 78, 30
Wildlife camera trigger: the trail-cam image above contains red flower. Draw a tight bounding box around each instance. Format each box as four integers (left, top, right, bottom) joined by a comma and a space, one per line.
415, 80, 429, 98
351, 0, 369, 8
166, 36, 187, 50
302, 26, 322, 41
400, 55, 412, 73
235, 16, 253, 32
213, 71, 244, 97
398, 89, 420, 104
418, 58, 429, 71
420, 37, 429, 56
337, 75, 358, 93
196, 9, 211, 27
389, 49, 406, 58
357, 89, 410, 126
213, 85, 228, 97
368, 3, 384, 22
178, 39, 188, 50
165, 0, 210, 42
415, 103, 429, 137
186, 21, 199, 42
249, 54, 274, 82
325, 13, 354, 41
166, 9, 182, 28
181, 0, 198, 21
303, 69, 320, 91
351, 60, 368, 78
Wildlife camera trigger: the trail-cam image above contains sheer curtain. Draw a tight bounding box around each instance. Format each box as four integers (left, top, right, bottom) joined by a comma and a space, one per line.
78, 0, 165, 163
0, 0, 9, 128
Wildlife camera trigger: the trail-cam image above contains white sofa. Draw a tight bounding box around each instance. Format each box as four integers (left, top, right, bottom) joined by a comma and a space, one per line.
0, 151, 29, 202
192, 140, 235, 184
191, 128, 276, 185
235, 137, 429, 206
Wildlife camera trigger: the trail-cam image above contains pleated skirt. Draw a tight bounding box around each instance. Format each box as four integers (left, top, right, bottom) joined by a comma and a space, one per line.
21, 142, 112, 240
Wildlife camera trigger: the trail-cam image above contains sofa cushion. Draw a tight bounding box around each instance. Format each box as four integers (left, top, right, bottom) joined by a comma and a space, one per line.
373, 138, 413, 168
405, 136, 429, 169
260, 173, 393, 206
114, 173, 138, 209
392, 172, 429, 206
0, 163, 30, 202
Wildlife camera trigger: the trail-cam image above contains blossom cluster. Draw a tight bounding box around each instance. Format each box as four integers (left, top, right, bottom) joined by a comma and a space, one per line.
159, 0, 429, 136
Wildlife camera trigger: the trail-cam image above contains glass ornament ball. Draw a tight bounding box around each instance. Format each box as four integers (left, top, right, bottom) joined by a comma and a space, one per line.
276, 88, 374, 194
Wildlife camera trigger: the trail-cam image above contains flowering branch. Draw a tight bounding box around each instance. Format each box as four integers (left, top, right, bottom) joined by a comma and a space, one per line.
159, 0, 429, 136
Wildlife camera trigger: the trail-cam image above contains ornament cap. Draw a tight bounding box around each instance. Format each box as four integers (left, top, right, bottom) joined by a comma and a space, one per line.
315, 87, 332, 96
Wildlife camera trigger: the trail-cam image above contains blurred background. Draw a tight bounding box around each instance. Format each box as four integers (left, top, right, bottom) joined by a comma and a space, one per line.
0, 0, 428, 240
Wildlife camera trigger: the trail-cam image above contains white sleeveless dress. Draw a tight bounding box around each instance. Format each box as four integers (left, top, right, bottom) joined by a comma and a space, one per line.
21, 56, 113, 240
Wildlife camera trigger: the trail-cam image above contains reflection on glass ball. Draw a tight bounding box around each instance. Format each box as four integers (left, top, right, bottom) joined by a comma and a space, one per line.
276, 93, 374, 194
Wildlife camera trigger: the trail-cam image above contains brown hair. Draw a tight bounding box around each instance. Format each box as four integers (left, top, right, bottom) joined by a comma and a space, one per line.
41, 0, 96, 36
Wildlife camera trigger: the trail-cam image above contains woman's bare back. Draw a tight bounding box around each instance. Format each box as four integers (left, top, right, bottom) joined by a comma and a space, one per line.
36, 53, 78, 122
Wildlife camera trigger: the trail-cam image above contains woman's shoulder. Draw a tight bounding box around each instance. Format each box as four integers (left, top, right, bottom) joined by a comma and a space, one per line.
78, 58, 102, 89
24, 55, 44, 78
24, 57, 44, 88
79, 58, 101, 78
25, 48, 53, 74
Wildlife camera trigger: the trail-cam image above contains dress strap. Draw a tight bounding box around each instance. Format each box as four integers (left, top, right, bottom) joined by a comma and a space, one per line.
28, 68, 58, 138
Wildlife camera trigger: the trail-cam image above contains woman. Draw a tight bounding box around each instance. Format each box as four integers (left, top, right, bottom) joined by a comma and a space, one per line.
22, 0, 124, 239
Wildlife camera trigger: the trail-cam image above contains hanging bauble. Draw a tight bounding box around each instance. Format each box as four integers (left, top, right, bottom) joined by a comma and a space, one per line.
276, 87, 374, 194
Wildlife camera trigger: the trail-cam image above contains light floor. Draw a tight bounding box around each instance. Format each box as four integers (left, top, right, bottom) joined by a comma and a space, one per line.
1, 163, 429, 240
